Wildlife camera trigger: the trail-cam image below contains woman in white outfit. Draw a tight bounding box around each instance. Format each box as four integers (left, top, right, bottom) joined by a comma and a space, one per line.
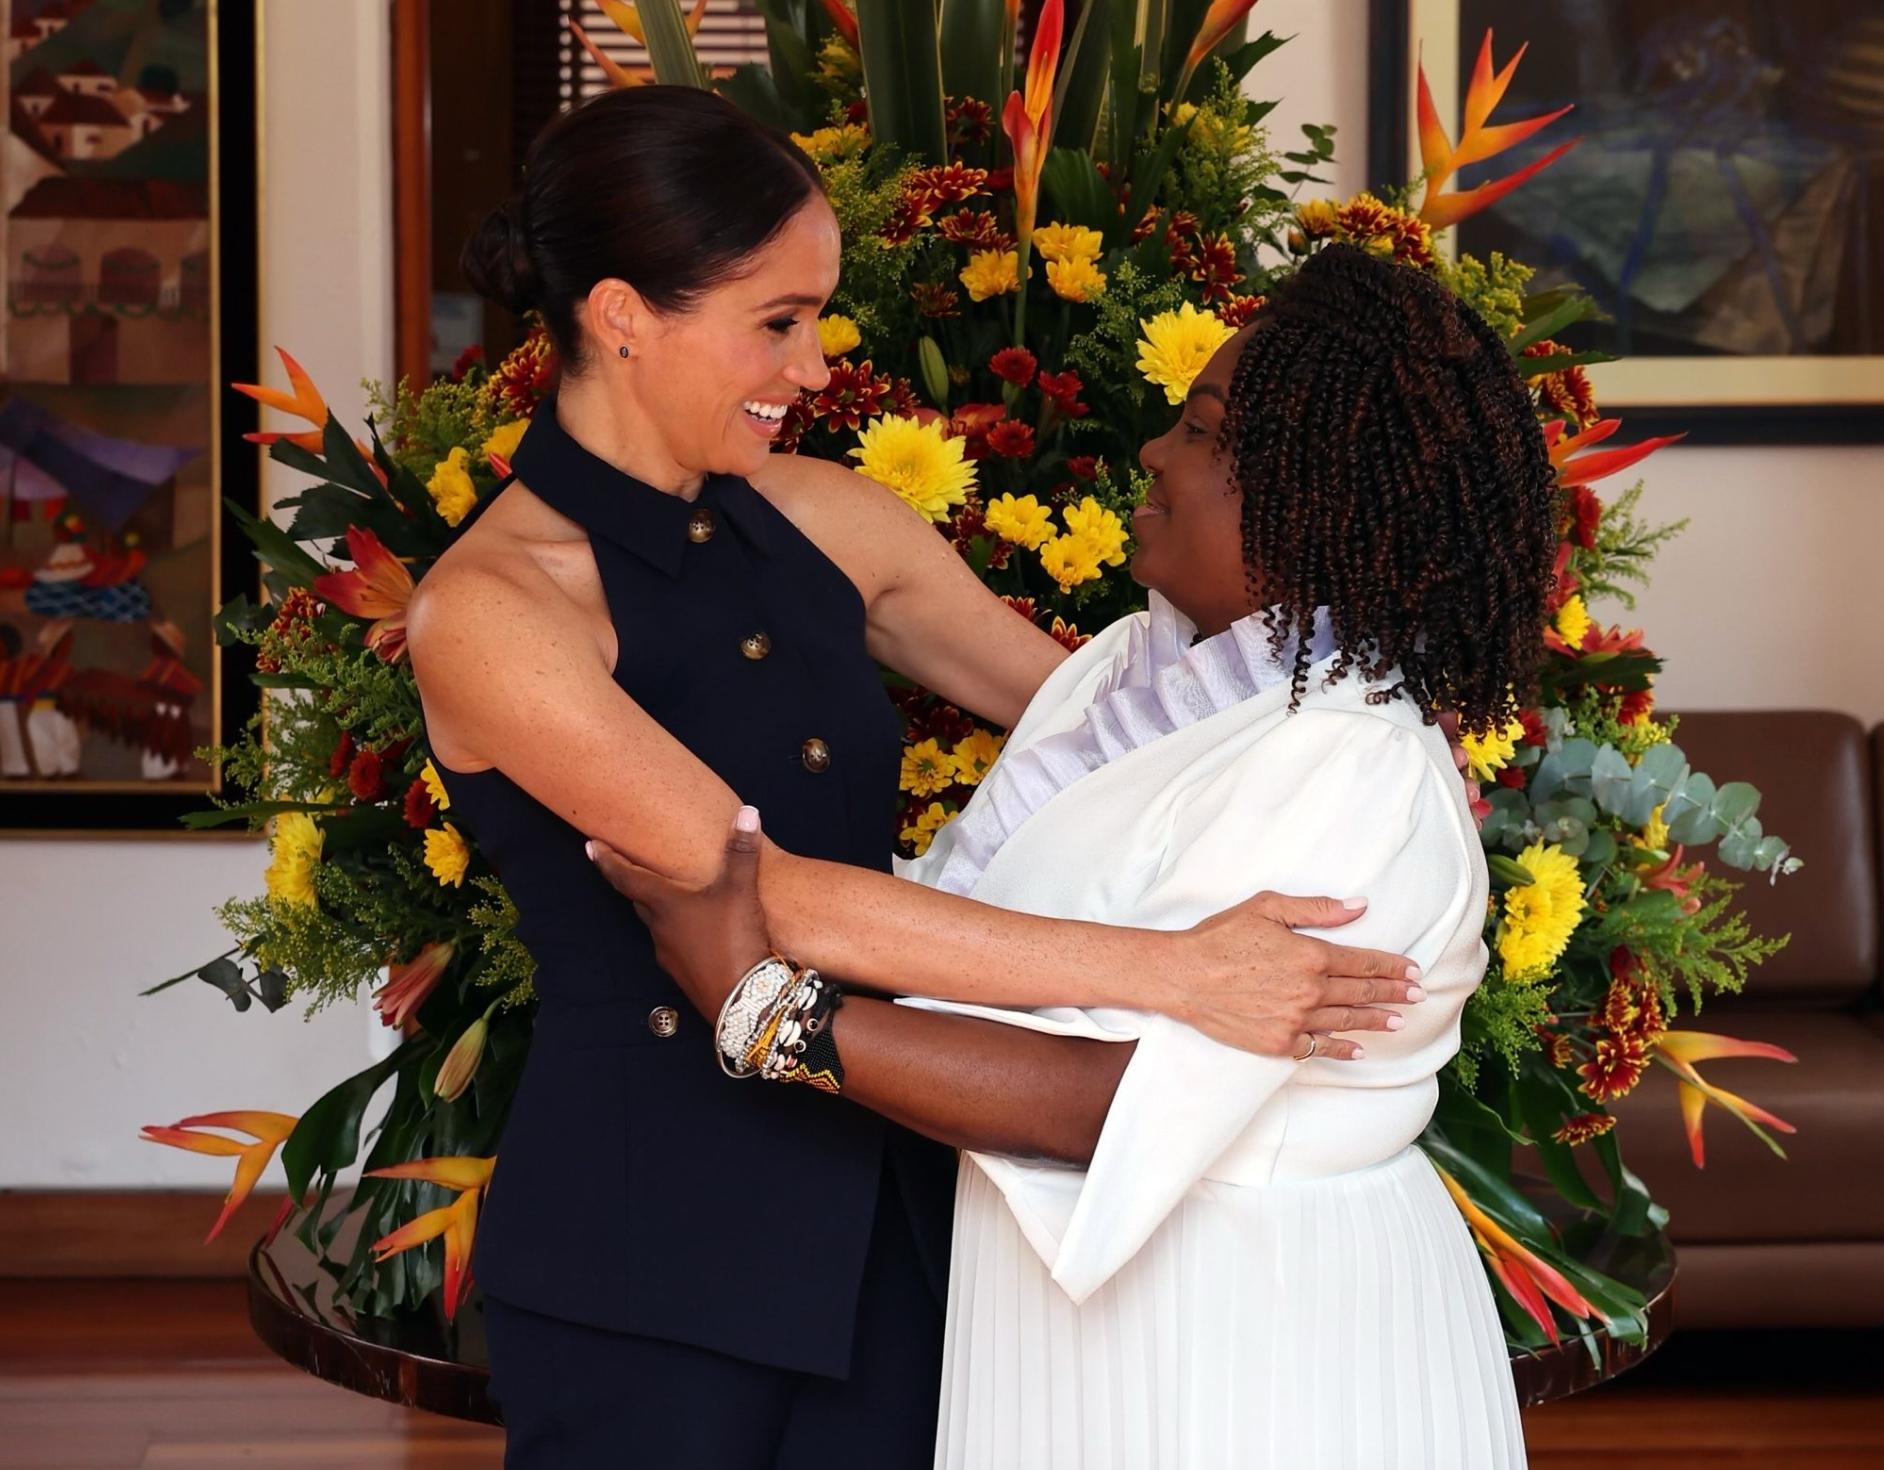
596, 242, 1557, 1469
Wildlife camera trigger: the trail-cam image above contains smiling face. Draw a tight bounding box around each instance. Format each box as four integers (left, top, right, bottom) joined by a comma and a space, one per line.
589, 199, 841, 484
1131, 325, 1259, 638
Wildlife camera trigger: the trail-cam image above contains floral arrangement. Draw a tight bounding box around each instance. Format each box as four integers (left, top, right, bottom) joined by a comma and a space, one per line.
145, 0, 1799, 1351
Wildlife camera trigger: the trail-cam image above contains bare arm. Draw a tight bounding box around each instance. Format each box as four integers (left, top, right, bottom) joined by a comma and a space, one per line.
751, 452, 1066, 728
832, 997, 1133, 1164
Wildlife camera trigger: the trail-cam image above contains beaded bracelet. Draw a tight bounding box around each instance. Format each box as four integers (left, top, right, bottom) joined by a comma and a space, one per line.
715, 955, 796, 1079
719, 956, 846, 1093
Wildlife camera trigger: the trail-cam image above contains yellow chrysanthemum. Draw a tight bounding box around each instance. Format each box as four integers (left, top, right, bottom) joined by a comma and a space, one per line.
1039, 534, 1106, 593
1046, 256, 1108, 302
1554, 594, 1592, 650
1061, 497, 1129, 569
1639, 802, 1670, 853
950, 729, 1006, 786
424, 822, 471, 888
1459, 715, 1525, 782
790, 123, 870, 161
1496, 841, 1586, 982
900, 738, 954, 798
983, 493, 1056, 550
1033, 222, 1103, 263
901, 801, 955, 858
426, 446, 477, 528
420, 758, 450, 813
959, 249, 1020, 302
848, 415, 977, 524
1136, 302, 1237, 406
1296, 199, 1340, 238
816, 314, 862, 359
479, 419, 528, 467
264, 812, 323, 909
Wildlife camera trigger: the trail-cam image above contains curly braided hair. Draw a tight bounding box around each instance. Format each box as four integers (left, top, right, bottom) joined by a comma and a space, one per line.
1220, 242, 1558, 734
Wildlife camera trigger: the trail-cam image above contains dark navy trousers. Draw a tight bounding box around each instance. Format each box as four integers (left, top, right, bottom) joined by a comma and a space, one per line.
483, 1167, 944, 1468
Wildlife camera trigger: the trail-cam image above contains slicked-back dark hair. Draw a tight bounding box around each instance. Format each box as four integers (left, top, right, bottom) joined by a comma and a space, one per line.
462, 86, 825, 372
1221, 242, 1558, 733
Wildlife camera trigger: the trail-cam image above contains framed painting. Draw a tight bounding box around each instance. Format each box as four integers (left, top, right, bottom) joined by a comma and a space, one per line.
1369, 0, 1884, 443
1, 0, 260, 833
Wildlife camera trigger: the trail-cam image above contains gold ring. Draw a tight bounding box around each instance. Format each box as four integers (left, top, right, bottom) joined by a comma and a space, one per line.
1293, 1034, 1319, 1061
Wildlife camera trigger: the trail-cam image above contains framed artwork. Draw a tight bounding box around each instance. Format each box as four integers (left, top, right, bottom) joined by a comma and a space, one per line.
1369, 0, 1884, 443
1, 0, 260, 833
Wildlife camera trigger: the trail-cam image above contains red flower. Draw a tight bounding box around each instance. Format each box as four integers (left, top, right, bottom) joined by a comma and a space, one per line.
1036, 370, 1087, 416
1496, 764, 1528, 789
1569, 486, 1603, 549
1047, 616, 1090, 652
845, 99, 869, 125
1578, 1033, 1651, 1103
1618, 688, 1656, 725
1130, 204, 1160, 242
906, 162, 989, 217
986, 421, 1036, 458
985, 166, 1014, 192
1164, 209, 1200, 245
911, 282, 963, 319
811, 359, 893, 431
328, 729, 355, 779
373, 942, 453, 1029
946, 403, 1008, 459
1518, 709, 1549, 747
1535, 1025, 1574, 1069
989, 347, 1037, 385
348, 747, 386, 803
449, 344, 485, 382
938, 209, 1015, 251
1066, 455, 1099, 482
1552, 1112, 1617, 1146
1000, 595, 1039, 623
1218, 292, 1267, 329
946, 95, 993, 149
878, 195, 927, 246
1188, 233, 1244, 303
403, 776, 437, 829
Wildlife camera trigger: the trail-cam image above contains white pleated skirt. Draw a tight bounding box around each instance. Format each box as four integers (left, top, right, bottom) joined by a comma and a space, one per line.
934, 1145, 1527, 1470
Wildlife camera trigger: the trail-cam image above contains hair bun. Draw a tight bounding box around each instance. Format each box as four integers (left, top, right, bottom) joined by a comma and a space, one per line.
461, 198, 539, 315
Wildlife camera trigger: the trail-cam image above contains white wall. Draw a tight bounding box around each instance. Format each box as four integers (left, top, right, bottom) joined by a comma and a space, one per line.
0, 0, 395, 1188
3, 0, 1876, 1190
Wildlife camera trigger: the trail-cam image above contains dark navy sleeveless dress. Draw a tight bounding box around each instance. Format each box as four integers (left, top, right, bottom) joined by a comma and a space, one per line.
434, 399, 955, 1468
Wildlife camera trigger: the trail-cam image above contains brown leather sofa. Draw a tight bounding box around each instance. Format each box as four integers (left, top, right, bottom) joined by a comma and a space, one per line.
1605, 711, 1884, 1327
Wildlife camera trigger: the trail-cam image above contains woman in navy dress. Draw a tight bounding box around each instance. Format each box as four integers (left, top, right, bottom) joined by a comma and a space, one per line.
409, 87, 1425, 1469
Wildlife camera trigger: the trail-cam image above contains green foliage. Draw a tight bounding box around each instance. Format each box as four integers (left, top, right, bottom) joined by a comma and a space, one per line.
1583, 482, 1691, 611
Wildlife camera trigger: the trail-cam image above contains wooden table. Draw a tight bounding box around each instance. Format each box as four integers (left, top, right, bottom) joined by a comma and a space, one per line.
248, 1216, 1675, 1425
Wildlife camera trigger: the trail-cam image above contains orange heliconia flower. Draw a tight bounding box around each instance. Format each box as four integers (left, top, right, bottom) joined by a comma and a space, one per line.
1544, 417, 1688, 488
1435, 1164, 1597, 1344
1176, 0, 1259, 103
365, 1155, 497, 1320
140, 1110, 299, 1243
1417, 32, 1581, 229
1655, 1030, 1797, 1168
1000, 0, 1063, 249
312, 526, 415, 663
233, 347, 329, 455
819, 0, 860, 52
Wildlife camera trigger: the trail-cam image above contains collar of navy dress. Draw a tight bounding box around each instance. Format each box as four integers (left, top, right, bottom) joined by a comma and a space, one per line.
506, 392, 777, 577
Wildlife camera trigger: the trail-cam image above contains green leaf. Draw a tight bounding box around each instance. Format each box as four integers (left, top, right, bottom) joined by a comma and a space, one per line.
857, 0, 949, 165
225, 499, 326, 585
636, 0, 709, 88
1513, 1065, 1603, 1212
1507, 293, 1600, 355
280, 1045, 410, 1199
196, 957, 252, 1013
1521, 349, 1618, 378
717, 63, 793, 131
1051, 0, 1113, 157
1666, 772, 1719, 845
1588, 744, 1636, 817
755, 2, 821, 127
1219, 30, 1288, 87
1592, 1131, 1656, 1237
1042, 147, 1117, 235
212, 592, 265, 647
940, 0, 1005, 114
255, 968, 291, 1013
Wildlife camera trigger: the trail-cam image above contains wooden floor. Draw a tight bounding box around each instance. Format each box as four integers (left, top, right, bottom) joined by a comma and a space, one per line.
0, 1280, 1878, 1468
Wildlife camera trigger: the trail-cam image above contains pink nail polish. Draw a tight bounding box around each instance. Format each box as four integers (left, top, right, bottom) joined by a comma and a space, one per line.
1407, 986, 1427, 1003
1386, 1015, 1405, 1031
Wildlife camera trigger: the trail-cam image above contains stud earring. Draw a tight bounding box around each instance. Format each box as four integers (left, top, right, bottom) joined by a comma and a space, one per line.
618, 344, 631, 359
